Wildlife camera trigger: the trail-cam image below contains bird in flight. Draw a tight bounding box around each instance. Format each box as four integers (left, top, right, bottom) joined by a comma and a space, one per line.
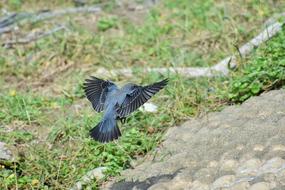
83, 76, 168, 143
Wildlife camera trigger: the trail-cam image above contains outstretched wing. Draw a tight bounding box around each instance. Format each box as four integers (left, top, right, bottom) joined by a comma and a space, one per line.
116, 79, 168, 117
83, 76, 117, 112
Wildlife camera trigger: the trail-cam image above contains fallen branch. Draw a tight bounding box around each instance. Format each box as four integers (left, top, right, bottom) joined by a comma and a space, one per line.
3, 25, 65, 47
238, 22, 283, 57
95, 20, 285, 78
27, 6, 101, 23
264, 12, 285, 26
0, 6, 101, 35
0, 26, 14, 34
0, 13, 17, 28
0, 13, 30, 28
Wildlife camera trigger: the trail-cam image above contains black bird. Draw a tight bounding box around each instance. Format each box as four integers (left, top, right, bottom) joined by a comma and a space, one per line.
83, 77, 168, 143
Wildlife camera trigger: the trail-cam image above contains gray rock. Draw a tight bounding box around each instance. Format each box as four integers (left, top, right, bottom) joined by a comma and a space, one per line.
249, 182, 270, 190
211, 175, 236, 189
190, 180, 209, 190
236, 158, 262, 177
103, 90, 285, 190
0, 142, 12, 160
147, 183, 169, 190
220, 159, 239, 172
253, 144, 265, 152
276, 169, 285, 185
272, 144, 285, 152
71, 167, 107, 190
257, 157, 285, 175
229, 181, 250, 190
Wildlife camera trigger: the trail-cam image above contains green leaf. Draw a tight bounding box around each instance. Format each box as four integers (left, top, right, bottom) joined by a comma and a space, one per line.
250, 83, 261, 94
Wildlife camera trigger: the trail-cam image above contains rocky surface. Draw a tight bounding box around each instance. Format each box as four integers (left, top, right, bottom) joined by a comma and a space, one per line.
103, 89, 285, 190
0, 141, 12, 160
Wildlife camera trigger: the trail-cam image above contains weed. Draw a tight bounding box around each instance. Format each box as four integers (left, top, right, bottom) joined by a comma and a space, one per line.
97, 16, 118, 32
226, 30, 285, 102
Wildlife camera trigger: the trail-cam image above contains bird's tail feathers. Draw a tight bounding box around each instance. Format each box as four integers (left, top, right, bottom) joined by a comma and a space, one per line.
90, 117, 121, 143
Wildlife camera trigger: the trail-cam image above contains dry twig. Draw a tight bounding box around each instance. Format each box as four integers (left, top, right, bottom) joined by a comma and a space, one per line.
95, 20, 285, 78
3, 25, 66, 47
0, 6, 101, 35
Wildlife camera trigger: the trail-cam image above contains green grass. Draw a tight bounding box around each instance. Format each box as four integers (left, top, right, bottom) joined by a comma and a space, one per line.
1, 0, 285, 189
226, 31, 285, 102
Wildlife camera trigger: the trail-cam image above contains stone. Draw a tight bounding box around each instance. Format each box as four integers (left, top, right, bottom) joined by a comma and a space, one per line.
207, 161, 219, 168
249, 182, 270, 190
212, 175, 236, 189
272, 145, 285, 152
276, 169, 285, 185
236, 159, 262, 176
148, 183, 169, 190
149, 180, 191, 190
220, 159, 239, 172
229, 181, 250, 190
82, 167, 107, 182
258, 157, 285, 175
70, 167, 107, 190
236, 144, 245, 151
148, 171, 193, 190
172, 170, 193, 183
190, 180, 209, 190
0, 142, 12, 160
269, 181, 277, 189
194, 168, 215, 184
104, 90, 285, 190
253, 144, 265, 152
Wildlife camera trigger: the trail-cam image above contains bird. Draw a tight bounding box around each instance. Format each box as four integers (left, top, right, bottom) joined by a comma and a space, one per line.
83, 76, 168, 143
